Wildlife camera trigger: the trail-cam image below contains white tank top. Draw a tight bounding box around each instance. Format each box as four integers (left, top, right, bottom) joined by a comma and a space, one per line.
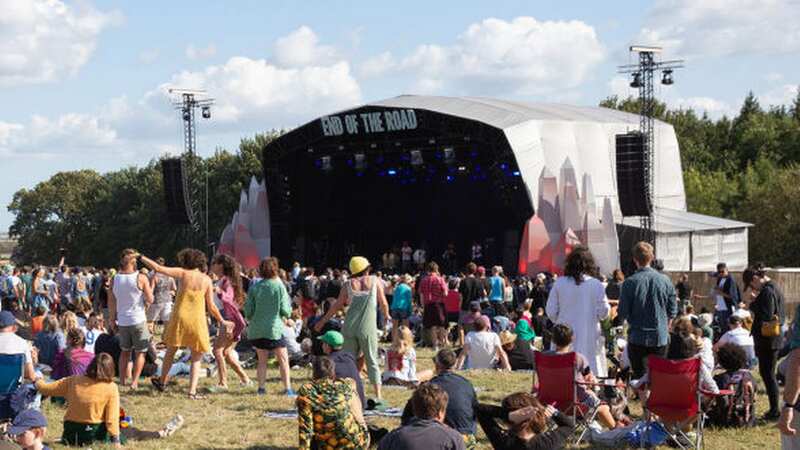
112, 272, 146, 326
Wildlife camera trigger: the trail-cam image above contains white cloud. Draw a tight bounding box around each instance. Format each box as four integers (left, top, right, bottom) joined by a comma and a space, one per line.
0, 0, 122, 87
672, 97, 733, 116
273, 26, 338, 67
138, 48, 160, 64
359, 51, 396, 78
759, 84, 800, 107
0, 113, 117, 157
362, 17, 605, 96
186, 44, 217, 60
637, 0, 800, 58
164, 56, 361, 126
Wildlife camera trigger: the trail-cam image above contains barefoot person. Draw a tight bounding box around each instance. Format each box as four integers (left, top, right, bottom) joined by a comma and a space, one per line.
139, 249, 233, 399
210, 254, 250, 389
108, 249, 153, 390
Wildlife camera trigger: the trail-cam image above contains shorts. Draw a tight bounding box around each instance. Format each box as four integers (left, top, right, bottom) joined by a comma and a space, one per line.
390, 309, 411, 321
146, 302, 173, 322
251, 337, 287, 350
422, 302, 447, 328
118, 322, 151, 352
446, 312, 460, 324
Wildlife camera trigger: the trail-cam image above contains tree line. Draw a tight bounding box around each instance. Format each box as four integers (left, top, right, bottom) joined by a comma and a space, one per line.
8, 89, 800, 267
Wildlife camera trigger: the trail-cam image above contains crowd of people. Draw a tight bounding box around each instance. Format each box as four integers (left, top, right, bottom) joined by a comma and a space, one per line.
0, 239, 797, 448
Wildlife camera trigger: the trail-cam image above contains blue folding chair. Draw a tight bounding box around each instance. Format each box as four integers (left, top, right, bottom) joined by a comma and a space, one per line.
0, 354, 24, 421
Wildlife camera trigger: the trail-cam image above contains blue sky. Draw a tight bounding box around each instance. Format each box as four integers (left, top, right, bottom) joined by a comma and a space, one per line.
1, 0, 799, 232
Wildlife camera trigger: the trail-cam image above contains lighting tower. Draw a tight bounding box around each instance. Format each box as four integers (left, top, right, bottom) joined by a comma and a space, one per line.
168, 88, 214, 247
617, 46, 683, 246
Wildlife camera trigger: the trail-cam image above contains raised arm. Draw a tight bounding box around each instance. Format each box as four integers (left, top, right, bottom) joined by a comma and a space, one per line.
138, 254, 184, 279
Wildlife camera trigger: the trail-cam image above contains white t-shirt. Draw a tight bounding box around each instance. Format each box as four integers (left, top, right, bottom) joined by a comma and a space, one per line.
465, 331, 501, 369
84, 328, 105, 353
0, 332, 32, 364
714, 277, 728, 311
283, 325, 302, 358
718, 327, 756, 361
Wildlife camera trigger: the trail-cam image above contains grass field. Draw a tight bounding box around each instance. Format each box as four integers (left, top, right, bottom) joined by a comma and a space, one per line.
36, 347, 781, 449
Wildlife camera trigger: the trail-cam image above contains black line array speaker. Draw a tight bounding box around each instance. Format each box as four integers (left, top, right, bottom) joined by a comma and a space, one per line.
161, 157, 193, 225
616, 132, 652, 217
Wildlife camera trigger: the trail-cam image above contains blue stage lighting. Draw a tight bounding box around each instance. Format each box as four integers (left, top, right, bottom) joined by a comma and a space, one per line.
388, 169, 397, 176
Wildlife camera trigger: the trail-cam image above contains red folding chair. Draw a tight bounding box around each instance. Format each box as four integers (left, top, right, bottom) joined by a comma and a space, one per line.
533, 351, 607, 445
640, 356, 732, 450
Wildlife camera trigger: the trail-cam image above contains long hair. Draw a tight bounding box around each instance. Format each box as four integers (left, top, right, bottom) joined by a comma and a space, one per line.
563, 246, 598, 285
502, 392, 548, 435
213, 254, 245, 306
391, 326, 414, 356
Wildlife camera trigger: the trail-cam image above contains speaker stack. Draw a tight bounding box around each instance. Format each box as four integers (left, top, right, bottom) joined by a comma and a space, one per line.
161, 158, 194, 225
615, 132, 652, 217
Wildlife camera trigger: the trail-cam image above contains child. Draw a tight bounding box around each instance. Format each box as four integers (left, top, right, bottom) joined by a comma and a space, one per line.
708, 343, 756, 427
10, 409, 50, 450
382, 326, 432, 387
541, 324, 617, 430
83, 313, 106, 354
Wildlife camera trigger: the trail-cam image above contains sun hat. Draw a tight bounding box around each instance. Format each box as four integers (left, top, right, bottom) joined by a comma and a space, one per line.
317, 330, 344, 348
349, 256, 370, 276
514, 320, 536, 341
499, 330, 517, 346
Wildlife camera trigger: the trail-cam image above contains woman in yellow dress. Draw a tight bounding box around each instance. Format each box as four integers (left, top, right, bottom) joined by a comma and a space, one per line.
137, 249, 233, 399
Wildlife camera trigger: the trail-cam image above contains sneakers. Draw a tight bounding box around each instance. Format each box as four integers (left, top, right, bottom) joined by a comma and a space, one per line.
159, 414, 184, 438
257, 387, 266, 395
284, 388, 297, 397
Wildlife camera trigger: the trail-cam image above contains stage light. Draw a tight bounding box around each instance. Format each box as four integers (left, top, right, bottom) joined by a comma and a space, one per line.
321, 156, 332, 172
410, 150, 424, 166
201, 106, 211, 119
630, 72, 643, 88
446, 175, 454, 182
512, 171, 521, 176
182, 108, 191, 121
354, 153, 366, 171
458, 166, 467, 172
387, 169, 397, 176
661, 69, 674, 85
443, 147, 455, 164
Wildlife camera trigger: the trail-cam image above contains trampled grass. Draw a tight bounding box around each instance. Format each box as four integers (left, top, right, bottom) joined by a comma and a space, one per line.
37, 347, 780, 449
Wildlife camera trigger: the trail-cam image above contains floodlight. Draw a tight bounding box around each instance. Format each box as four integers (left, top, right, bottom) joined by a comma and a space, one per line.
354, 153, 366, 170
661, 69, 674, 85
201, 106, 211, 119
630, 72, 643, 88
410, 150, 424, 166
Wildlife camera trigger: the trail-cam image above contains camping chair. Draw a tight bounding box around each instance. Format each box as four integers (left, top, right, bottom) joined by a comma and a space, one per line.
0, 354, 24, 422
533, 351, 613, 445
640, 356, 732, 449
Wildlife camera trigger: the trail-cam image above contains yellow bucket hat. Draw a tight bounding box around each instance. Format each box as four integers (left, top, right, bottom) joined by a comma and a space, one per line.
349, 256, 370, 275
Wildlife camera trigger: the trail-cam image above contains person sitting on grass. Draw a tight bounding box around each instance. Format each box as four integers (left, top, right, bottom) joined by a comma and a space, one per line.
382, 325, 433, 387
500, 328, 535, 371
296, 356, 369, 450
319, 330, 366, 408
35, 352, 123, 448
9, 409, 51, 450
401, 349, 479, 448
51, 328, 95, 380
379, 382, 466, 450
456, 315, 511, 371
33, 315, 65, 367
476, 392, 575, 450
539, 324, 618, 430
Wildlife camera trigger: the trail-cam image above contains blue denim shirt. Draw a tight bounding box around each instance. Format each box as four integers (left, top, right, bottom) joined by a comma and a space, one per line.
618, 267, 678, 347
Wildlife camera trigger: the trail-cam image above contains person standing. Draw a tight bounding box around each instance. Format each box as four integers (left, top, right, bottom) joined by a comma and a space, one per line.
401, 241, 413, 274
713, 262, 740, 332
674, 273, 693, 315
210, 254, 250, 389
744, 264, 785, 421
545, 247, 611, 376
243, 257, 294, 396
457, 263, 485, 347
488, 267, 505, 309
617, 242, 678, 379
442, 244, 457, 276
315, 256, 389, 401
139, 249, 233, 398
419, 262, 449, 352
390, 275, 414, 342
147, 258, 176, 334
413, 247, 427, 274
108, 249, 153, 390
778, 295, 800, 448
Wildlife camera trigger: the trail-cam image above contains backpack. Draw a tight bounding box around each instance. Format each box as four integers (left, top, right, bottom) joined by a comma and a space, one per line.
708, 369, 756, 428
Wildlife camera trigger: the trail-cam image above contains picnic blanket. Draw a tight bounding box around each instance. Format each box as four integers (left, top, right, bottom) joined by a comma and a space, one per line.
264, 408, 403, 419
